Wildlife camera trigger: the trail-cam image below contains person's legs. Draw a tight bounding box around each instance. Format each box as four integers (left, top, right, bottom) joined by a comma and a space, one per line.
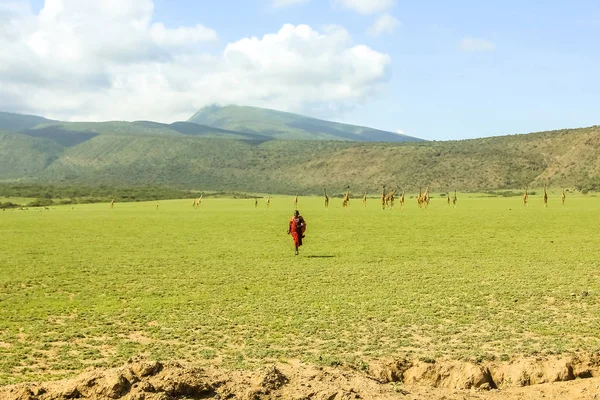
292, 231, 300, 255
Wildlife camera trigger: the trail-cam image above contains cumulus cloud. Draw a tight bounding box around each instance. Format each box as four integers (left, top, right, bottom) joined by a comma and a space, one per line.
367, 13, 399, 36
0, 1, 392, 122
460, 38, 496, 52
335, 0, 394, 15
272, 0, 310, 8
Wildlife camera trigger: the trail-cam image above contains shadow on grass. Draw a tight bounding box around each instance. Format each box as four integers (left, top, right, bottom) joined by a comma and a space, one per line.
306, 255, 336, 258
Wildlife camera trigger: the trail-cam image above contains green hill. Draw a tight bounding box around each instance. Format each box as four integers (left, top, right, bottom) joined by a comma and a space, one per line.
0, 111, 55, 132
189, 105, 423, 142
19, 120, 274, 147
0, 125, 593, 194
0, 130, 64, 180
1, 109, 599, 194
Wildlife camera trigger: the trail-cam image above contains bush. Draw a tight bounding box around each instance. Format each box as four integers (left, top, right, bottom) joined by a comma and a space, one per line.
26, 199, 54, 207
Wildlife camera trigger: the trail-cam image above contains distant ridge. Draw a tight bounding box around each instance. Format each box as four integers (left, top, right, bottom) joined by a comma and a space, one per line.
1, 108, 599, 194
189, 105, 424, 142
0, 111, 56, 133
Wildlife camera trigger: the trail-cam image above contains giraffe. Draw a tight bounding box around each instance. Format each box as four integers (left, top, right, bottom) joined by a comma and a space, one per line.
255, 198, 258, 208
110, 199, 115, 209
423, 186, 431, 208
362, 192, 367, 207
543, 185, 548, 207
399, 190, 405, 208
324, 189, 329, 209
447, 193, 451, 205
385, 187, 397, 209
156, 202, 159, 209
417, 187, 423, 208
452, 190, 457, 207
523, 189, 528, 207
266, 196, 271, 208
293, 193, 298, 208
561, 188, 566, 206
342, 186, 350, 208
381, 185, 387, 210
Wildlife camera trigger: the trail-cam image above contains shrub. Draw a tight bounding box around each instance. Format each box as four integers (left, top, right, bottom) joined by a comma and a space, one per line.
26, 199, 54, 207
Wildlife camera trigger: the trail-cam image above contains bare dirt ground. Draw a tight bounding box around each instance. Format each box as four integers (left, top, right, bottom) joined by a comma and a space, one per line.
2, 354, 600, 399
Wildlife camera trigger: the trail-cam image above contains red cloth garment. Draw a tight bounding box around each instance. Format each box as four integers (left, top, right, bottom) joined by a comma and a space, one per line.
289, 216, 306, 247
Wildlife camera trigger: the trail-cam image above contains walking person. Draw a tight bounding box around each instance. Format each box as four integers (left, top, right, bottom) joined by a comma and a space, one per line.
287, 210, 306, 255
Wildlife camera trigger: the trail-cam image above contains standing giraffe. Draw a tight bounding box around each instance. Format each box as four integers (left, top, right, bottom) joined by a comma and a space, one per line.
110, 199, 115, 209
342, 186, 350, 208
266, 196, 271, 208
362, 192, 367, 207
324, 189, 329, 209
423, 186, 431, 208
543, 185, 548, 207
293, 193, 298, 208
561, 188, 566, 206
447, 193, 451, 205
255, 198, 258, 208
381, 185, 387, 210
417, 187, 423, 208
399, 191, 405, 208
523, 189, 528, 207
452, 190, 457, 207
385, 187, 397, 209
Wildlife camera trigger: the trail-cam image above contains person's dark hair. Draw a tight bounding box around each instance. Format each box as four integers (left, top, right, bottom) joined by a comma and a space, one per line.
294, 210, 299, 216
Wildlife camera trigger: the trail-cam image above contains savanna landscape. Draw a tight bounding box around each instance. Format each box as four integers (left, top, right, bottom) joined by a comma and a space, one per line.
1, 190, 600, 399
2, 1, 600, 398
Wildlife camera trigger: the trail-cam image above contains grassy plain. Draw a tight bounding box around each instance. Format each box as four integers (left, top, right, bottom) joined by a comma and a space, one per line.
1, 193, 600, 385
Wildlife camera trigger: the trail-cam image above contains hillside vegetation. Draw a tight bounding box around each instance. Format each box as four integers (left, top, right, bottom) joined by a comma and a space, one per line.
1, 126, 599, 194
0, 109, 599, 193
0, 130, 63, 179
0, 111, 55, 132
189, 105, 423, 142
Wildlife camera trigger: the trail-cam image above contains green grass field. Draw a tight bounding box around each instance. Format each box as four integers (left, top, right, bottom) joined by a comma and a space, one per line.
1, 194, 599, 385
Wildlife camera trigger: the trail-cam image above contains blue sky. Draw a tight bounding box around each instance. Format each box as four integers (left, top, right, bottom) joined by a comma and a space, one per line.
6, 0, 600, 140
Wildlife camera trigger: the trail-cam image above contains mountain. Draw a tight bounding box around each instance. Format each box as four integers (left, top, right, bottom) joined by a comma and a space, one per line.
0, 111, 56, 133
0, 105, 423, 145
1, 124, 600, 194
188, 105, 423, 142
0, 130, 64, 180
22, 120, 273, 146
1, 109, 599, 194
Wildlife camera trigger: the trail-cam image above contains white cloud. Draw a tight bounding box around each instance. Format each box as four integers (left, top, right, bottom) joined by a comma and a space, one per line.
335, 0, 394, 15
0, 1, 392, 123
273, 0, 310, 8
460, 38, 496, 52
150, 23, 218, 47
367, 13, 399, 36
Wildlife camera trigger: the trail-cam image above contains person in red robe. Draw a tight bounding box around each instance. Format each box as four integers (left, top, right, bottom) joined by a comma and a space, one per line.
287, 210, 306, 255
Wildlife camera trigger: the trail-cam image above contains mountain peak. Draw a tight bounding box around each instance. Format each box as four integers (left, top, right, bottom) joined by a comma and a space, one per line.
189, 104, 423, 143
